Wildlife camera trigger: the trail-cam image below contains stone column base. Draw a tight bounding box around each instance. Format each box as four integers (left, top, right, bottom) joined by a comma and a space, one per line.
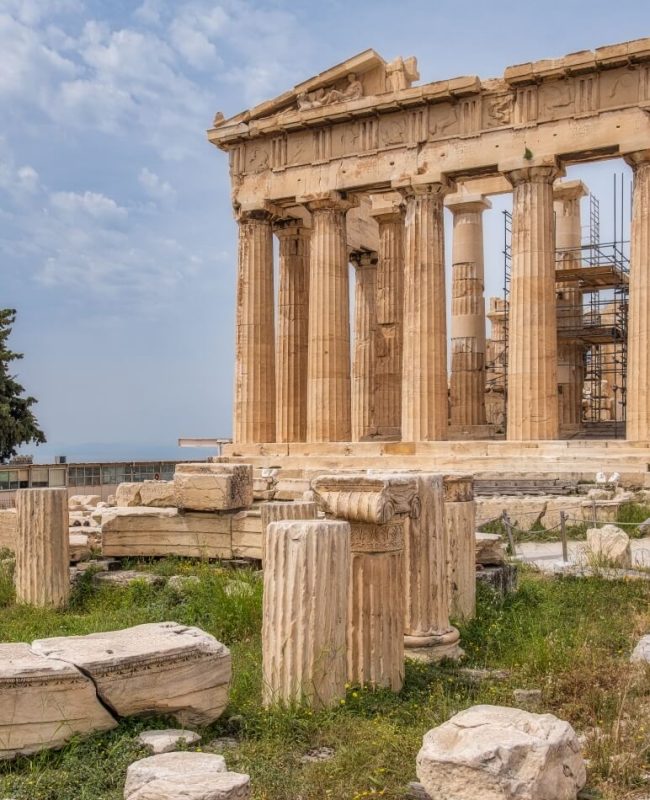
404, 626, 463, 663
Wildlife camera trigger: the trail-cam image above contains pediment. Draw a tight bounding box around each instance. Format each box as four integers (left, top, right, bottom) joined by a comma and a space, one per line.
213, 50, 420, 128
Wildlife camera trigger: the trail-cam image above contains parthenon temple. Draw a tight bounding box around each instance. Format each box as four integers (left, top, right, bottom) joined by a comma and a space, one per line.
208, 39, 650, 475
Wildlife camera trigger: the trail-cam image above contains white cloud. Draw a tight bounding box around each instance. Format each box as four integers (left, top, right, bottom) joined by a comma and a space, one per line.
50, 190, 128, 222
138, 167, 176, 202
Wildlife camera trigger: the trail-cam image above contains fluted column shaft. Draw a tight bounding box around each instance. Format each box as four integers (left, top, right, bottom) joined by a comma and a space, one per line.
234, 210, 276, 444
262, 519, 350, 709
505, 166, 560, 440
372, 209, 405, 438
306, 195, 356, 442
554, 181, 587, 427
15, 488, 69, 608
260, 500, 318, 566
401, 184, 449, 441
404, 474, 460, 659
275, 222, 310, 443
446, 196, 490, 427
444, 475, 476, 621
626, 151, 650, 441
352, 252, 378, 441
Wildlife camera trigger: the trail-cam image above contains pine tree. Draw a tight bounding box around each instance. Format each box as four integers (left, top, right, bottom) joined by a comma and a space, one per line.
0, 309, 46, 463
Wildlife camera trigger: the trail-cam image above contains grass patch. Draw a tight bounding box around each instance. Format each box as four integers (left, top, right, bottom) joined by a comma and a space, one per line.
0, 563, 649, 799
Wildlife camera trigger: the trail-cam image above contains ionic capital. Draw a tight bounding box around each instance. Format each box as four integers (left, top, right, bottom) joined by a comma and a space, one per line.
297, 191, 359, 214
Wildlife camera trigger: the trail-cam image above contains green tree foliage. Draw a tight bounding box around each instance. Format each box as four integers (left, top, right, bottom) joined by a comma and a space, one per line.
0, 309, 46, 463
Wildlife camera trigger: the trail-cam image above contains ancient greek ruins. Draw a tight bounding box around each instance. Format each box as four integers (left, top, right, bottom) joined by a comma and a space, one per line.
3, 35, 650, 800
207, 38, 650, 461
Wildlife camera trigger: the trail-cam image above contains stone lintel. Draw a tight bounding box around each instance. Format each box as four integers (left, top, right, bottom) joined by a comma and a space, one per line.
235, 201, 285, 222
273, 217, 308, 237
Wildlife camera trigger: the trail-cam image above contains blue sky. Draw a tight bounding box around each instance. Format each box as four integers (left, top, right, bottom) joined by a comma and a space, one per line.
1, 0, 645, 462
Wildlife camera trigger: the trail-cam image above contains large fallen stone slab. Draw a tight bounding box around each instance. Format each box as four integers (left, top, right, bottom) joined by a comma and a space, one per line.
0, 643, 116, 760
0, 509, 16, 552
124, 752, 250, 799
174, 464, 253, 511
116, 482, 177, 508
32, 622, 231, 726
101, 507, 232, 559
416, 704, 586, 800
585, 524, 632, 568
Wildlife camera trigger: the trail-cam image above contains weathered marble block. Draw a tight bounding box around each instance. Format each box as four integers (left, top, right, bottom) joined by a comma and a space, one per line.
0, 643, 116, 760
100, 507, 232, 559
32, 622, 231, 726
174, 463, 253, 511
475, 532, 506, 565
0, 508, 17, 552
116, 481, 176, 508
263, 519, 350, 708
416, 705, 586, 800
124, 752, 250, 800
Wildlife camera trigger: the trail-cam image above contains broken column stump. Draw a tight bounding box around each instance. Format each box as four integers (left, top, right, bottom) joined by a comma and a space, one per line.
444, 474, 476, 621
263, 519, 350, 709
15, 488, 69, 608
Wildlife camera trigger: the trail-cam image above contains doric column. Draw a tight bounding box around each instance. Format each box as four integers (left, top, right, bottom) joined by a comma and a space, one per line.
274, 220, 310, 443
445, 194, 490, 427
262, 519, 350, 708
233, 209, 276, 444
260, 499, 318, 566
626, 150, 650, 441
554, 180, 587, 428
401, 183, 449, 441
304, 193, 357, 442
351, 251, 378, 441
371, 205, 405, 439
503, 163, 561, 440
15, 488, 69, 608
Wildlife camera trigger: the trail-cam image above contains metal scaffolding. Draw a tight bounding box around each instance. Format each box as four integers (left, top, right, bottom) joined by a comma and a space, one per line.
486, 176, 630, 439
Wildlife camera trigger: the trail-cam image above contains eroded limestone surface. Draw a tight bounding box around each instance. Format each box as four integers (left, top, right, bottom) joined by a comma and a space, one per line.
416, 704, 586, 800
174, 464, 253, 511
32, 622, 231, 726
0, 643, 116, 760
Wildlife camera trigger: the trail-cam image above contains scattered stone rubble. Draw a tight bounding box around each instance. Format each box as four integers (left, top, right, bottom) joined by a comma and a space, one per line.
137, 730, 202, 755
124, 752, 250, 800
584, 524, 632, 568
